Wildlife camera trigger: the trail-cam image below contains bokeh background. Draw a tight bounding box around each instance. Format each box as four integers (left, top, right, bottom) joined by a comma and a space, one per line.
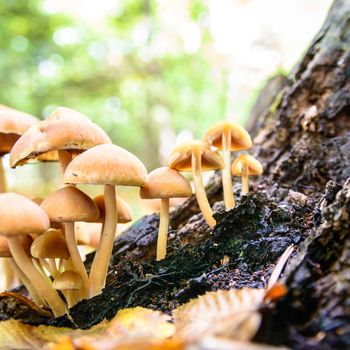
0, 0, 332, 221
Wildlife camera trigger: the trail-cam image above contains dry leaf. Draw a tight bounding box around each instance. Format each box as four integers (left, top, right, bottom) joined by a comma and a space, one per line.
0, 319, 107, 350
106, 306, 175, 339
52, 307, 176, 350
173, 288, 265, 341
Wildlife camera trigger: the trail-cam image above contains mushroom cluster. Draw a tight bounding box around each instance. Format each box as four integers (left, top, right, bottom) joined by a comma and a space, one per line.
0, 105, 262, 317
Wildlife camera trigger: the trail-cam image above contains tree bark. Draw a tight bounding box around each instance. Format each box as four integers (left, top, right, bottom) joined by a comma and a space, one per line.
1, 1, 349, 349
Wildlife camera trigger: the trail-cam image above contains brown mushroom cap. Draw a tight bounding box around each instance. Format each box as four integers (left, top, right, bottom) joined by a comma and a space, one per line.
93, 194, 132, 224
64, 144, 148, 186
231, 154, 263, 176
168, 140, 223, 172
40, 186, 100, 223
0, 107, 39, 156
140, 167, 192, 199
53, 270, 82, 291
30, 229, 70, 259
10, 107, 111, 167
0, 193, 50, 236
0, 235, 33, 258
204, 121, 252, 151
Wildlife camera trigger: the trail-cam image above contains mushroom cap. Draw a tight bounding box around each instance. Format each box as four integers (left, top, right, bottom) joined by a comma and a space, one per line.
30, 229, 70, 259
140, 167, 192, 199
0, 193, 50, 237
231, 154, 263, 176
0, 235, 33, 257
10, 106, 111, 167
53, 270, 82, 291
168, 140, 224, 172
64, 144, 148, 186
40, 186, 100, 223
0, 107, 39, 156
204, 121, 252, 151
93, 194, 132, 224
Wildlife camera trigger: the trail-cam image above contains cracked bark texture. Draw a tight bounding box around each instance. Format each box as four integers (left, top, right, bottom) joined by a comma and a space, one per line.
0, 1, 349, 349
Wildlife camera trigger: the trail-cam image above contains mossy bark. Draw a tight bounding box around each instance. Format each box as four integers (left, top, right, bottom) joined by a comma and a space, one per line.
0, 1, 349, 349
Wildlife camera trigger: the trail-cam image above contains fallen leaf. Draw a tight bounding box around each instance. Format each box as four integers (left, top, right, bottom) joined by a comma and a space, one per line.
106, 306, 175, 339
0, 319, 107, 350
173, 288, 265, 341
52, 307, 176, 350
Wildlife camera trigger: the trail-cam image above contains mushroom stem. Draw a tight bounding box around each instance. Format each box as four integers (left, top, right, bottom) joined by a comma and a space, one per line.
8, 258, 45, 306
0, 157, 7, 193
48, 259, 59, 278
242, 162, 249, 194
2, 258, 17, 289
64, 222, 89, 299
8, 236, 67, 317
58, 150, 72, 186
157, 198, 170, 261
191, 152, 216, 228
89, 184, 117, 297
222, 129, 234, 209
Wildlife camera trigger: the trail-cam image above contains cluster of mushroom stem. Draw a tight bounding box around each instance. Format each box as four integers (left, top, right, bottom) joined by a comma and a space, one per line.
0, 105, 264, 317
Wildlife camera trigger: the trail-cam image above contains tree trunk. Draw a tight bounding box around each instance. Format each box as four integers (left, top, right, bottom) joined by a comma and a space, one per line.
1, 1, 349, 349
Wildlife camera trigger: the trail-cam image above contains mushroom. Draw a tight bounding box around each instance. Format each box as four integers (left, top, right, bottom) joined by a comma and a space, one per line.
231, 154, 263, 194
53, 270, 82, 308
93, 194, 133, 226
140, 167, 192, 260
40, 186, 99, 299
64, 143, 148, 297
0, 106, 39, 192
30, 228, 70, 278
0, 193, 67, 317
204, 121, 252, 209
9, 106, 111, 181
168, 140, 223, 228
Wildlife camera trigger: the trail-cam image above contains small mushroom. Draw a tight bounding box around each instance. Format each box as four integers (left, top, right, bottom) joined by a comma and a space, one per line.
204, 121, 252, 209
53, 270, 82, 308
93, 194, 133, 225
40, 186, 99, 299
0, 193, 67, 317
140, 167, 192, 260
168, 140, 223, 227
231, 154, 263, 194
0, 106, 39, 192
64, 143, 148, 297
30, 229, 70, 278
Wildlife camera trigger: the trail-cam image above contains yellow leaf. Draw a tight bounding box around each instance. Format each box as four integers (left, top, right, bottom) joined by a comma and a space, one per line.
53, 307, 176, 350
0, 319, 107, 350
106, 307, 175, 339
173, 288, 265, 341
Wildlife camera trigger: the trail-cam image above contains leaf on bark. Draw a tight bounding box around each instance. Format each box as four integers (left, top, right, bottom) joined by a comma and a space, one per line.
173, 288, 265, 341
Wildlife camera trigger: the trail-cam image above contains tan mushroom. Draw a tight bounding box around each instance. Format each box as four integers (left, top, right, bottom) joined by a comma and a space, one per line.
53, 270, 82, 308
231, 154, 263, 194
64, 143, 148, 297
0, 106, 39, 192
140, 167, 192, 261
10, 106, 111, 182
168, 140, 223, 228
204, 121, 252, 209
30, 228, 70, 278
0, 193, 67, 317
40, 186, 99, 299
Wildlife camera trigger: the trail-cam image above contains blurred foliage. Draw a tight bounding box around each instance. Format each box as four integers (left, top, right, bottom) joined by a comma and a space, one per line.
0, 0, 228, 170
